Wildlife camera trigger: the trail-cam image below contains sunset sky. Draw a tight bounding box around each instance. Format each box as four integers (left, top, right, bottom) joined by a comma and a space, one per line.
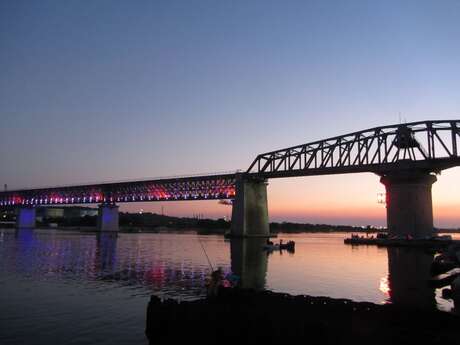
1, 1, 459, 227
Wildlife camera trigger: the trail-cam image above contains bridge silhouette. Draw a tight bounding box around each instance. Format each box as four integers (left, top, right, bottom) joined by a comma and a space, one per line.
2, 120, 459, 238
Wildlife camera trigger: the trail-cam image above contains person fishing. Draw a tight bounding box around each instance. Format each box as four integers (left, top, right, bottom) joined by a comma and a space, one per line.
199, 237, 239, 296
198, 237, 225, 297
207, 267, 224, 297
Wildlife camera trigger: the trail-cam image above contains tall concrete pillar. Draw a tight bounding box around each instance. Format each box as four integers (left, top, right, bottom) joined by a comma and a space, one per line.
16, 207, 36, 228
97, 204, 119, 232
231, 175, 270, 237
380, 172, 436, 239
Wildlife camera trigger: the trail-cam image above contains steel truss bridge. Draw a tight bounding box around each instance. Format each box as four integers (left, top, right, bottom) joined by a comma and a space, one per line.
1, 120, 460, 207
0, 174, 236, 207
247, 120, 460, 178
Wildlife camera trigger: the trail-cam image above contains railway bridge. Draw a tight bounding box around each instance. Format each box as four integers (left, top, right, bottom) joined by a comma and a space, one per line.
2, 120, 460, 239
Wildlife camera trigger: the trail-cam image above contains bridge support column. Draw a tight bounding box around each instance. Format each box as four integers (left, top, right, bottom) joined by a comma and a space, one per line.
380, 172, 436, 239
16, 207, 36, 228
231, 175, 270, 237
97, 204, 119, 232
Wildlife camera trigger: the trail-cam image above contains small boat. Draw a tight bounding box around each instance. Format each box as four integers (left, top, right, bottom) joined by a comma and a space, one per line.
263, 244, 280, 251
263, 241, 295, 252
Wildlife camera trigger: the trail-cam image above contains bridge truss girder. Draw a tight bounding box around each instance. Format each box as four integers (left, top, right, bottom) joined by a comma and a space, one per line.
0, 174, 236, 207
247, 120, 460, 178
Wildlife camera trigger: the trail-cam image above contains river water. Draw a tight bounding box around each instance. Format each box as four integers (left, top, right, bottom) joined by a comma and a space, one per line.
0, 229, 457, 345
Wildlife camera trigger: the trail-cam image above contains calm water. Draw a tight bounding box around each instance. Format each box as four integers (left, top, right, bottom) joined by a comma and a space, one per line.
0, 229, 457, 345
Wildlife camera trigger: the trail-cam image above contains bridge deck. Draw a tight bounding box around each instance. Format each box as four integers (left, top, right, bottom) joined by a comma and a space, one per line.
0, 173, 236, 206
2, 120, 460, 207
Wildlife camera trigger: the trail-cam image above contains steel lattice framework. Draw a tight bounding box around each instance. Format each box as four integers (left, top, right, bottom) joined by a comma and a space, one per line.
2, 120, 460, 208
0, 174, 236, 207
247, 120, 460, 178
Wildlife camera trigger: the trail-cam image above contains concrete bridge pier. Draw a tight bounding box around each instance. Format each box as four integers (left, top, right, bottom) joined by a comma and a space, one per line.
16, 206, 36, 228
380, 172, 437, 239
231, 175, 270, 237
97, 204, 119, 232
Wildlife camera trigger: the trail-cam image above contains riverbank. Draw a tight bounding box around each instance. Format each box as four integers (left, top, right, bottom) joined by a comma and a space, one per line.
146, 288, 459, 345
2, 210, 386, 233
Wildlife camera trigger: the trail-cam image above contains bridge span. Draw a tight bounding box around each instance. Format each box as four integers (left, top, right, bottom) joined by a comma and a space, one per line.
2, 120, 460, 238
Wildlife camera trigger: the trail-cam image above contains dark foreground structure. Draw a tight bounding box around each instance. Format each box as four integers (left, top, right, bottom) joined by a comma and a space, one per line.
146, 288, 459, 345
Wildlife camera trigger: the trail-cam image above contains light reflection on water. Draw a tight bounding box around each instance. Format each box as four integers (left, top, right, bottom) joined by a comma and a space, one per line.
0, 229, 456, 345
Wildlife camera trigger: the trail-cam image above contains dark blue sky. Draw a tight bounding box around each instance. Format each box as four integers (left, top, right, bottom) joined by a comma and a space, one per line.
1, 1, 460, 225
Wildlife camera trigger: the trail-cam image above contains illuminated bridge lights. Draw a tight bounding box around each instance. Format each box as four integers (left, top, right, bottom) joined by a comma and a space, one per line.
5, 121, 459, 208
0, 173, 237, 207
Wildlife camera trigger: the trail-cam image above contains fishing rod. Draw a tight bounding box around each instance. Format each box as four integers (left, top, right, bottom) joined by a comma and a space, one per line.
197, 236, 214, 272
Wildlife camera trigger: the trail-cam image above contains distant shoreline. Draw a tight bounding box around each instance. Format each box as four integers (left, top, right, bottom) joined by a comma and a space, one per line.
3, 224, 460, 235
2, 211, 459, 234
